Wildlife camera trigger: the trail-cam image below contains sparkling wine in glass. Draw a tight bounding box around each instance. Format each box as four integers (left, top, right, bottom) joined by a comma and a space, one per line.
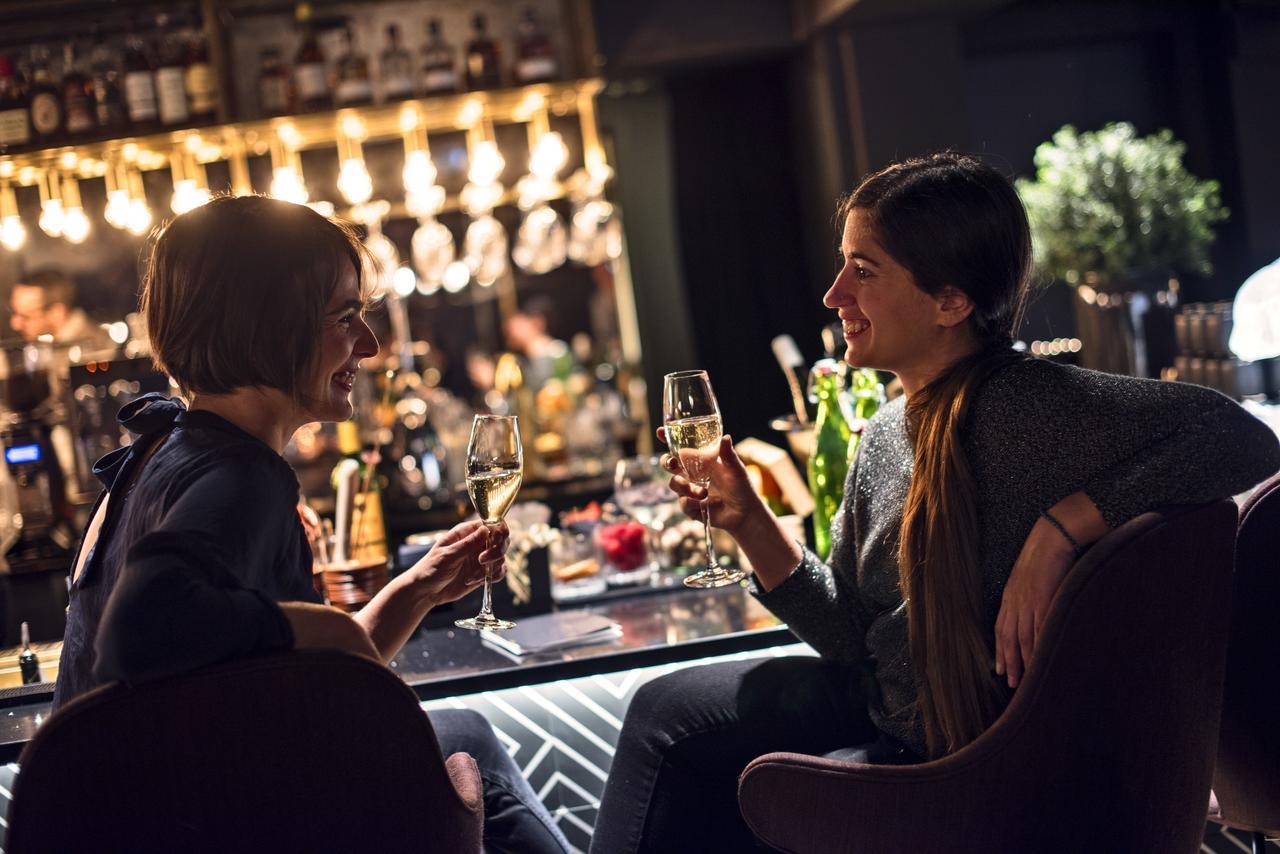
456, 415, 523, 631
663, 370, 746, 588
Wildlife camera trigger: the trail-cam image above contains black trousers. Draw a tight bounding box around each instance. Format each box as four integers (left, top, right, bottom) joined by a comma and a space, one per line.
589, 656, 916, 854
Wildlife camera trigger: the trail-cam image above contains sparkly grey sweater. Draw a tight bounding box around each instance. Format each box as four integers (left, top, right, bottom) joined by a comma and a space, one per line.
753, 357, 1280, 757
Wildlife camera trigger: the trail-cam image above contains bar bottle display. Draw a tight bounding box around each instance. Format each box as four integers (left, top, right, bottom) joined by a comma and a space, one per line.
89, 29, 128, 132
420, 18, 458, 95
28, 48, 64, 143
464, 13, 502, 91
293, 2, 331, 112
184, 23, 218, 122
62, 43, 96, 136
332, 419, 386, 563
122, 26, 159, 130
19, 621, 42, 685
514, 8, 559, 84
0, 57, 30, 150
155, 16, 190, 127
257, 47, 290, 116
334, 24, 373, 107
378, 23, 414, 102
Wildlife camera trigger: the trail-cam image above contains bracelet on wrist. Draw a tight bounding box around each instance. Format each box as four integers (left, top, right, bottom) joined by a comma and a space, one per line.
1040, 509, 1085, 560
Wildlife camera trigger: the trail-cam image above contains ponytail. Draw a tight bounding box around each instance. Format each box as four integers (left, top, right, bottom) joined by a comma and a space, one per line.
900, 343, 1024, 756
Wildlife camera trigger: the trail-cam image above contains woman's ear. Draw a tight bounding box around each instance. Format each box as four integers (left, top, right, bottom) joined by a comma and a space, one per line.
935, 286, 976, 328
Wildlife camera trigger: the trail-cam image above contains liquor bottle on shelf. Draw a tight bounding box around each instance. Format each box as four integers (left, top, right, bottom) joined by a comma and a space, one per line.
464, 13, 502, 91
0, 56, 31, 150
257, 47, 290, 116
378, 23, 414, 102
293, 2, 331, 112
122, 25, 159, 130
28, 47, 64, 143
332, 419, 386, 564
89, 28, 128, 133
420, 18, 458, 96
19, 622, 42, 685
154, 14, 190, 126
514, 8, 559, 84
334, 24, 373, 107
184, 21, 217, 122
62, 43, 96, 136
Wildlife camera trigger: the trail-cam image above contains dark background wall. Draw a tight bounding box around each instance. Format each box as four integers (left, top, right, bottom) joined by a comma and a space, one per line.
594, 0, 1279, 442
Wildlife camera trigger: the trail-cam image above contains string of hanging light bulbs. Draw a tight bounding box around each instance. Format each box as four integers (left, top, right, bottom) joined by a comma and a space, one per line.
0, 81, 620, 282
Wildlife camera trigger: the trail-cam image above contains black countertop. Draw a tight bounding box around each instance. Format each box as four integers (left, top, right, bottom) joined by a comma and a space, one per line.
0, 584, 794, 762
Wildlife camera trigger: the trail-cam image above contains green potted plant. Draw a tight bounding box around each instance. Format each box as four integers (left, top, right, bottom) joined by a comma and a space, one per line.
1016, 122, 1228, 376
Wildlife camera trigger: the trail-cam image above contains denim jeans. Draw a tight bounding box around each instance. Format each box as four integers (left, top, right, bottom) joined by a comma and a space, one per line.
429, 709, 571, 854
589, 656, 916, 854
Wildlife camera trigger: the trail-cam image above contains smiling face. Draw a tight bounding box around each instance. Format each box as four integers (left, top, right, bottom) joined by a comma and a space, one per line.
824, 210, 941, 378
301, 263, 378, 423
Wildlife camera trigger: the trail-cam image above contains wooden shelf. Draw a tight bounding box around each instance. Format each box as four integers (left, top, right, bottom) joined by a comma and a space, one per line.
0, 79, 604, 183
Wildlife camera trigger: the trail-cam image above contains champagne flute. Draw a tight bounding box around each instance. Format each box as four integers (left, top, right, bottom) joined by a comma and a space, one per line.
663, 370, 746, 588
455, 415, 523, 631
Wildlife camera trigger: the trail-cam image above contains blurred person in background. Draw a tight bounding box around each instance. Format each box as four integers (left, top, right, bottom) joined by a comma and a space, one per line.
9, 268, 114, 353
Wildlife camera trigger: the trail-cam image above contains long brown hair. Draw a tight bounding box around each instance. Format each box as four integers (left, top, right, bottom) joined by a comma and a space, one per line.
841, 153, 1032, 756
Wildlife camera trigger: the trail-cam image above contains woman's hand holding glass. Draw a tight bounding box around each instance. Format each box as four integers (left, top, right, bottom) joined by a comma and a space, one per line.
657, 429, 768, 537
409, 519, 510, 608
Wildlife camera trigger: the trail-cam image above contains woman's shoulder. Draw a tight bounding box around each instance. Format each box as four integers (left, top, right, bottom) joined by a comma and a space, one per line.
977, 356, 1228, 414
147, 426, 299, 507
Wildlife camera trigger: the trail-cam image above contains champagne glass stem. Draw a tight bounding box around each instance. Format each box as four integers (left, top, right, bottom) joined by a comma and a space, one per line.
699, 494, 717, 572
478, 575, 495, 620
478, 522, 498, 619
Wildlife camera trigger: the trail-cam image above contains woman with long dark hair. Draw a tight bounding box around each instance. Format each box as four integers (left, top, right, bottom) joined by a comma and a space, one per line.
589, 153, 1280, 852
38, 195, 570, 853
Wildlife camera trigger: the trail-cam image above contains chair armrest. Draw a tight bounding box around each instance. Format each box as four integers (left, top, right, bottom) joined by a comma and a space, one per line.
739, 751, 1028, 854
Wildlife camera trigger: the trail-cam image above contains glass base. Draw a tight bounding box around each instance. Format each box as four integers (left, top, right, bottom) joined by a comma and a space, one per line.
683, 567, 747, 589
455, 614, 517, 631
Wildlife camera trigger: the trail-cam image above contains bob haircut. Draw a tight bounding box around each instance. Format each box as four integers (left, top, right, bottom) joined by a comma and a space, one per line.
141, 195, 371, 402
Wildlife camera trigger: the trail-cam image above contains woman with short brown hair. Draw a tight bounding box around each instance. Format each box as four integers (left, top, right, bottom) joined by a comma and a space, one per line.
49, 195, 569, 853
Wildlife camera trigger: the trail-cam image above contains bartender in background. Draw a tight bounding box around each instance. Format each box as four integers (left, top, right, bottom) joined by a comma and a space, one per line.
9, 268, 114, 353
502, 296, 574, 393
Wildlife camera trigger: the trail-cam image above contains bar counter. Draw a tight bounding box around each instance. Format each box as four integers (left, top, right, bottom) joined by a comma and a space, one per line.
0, 583, 797, 763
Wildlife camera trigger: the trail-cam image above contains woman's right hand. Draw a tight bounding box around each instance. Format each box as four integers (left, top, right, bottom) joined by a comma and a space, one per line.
658, 429, 768, 536
281, 601, 379, 661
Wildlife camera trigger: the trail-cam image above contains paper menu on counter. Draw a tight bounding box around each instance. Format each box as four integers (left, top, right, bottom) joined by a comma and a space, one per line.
480, 611, 622, 657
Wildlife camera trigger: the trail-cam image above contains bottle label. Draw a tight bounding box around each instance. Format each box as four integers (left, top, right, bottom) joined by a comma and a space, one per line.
66, 92, 95, 134
295, 63, 328, 101
516, 56, 557, 82
382, 74, 414, 99
335, 78, 372, 105
259, 77, 289, 113
0, 107, 29, 146
423, 68, 457, 93
156, 66, 189, 124
124, 71, 157, 121
185, 63, 217, 114
30, 91, 61, 135
350, 489, 386, 562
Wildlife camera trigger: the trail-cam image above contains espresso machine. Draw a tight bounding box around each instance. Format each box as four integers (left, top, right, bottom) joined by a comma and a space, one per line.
0, 343, 78, 644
